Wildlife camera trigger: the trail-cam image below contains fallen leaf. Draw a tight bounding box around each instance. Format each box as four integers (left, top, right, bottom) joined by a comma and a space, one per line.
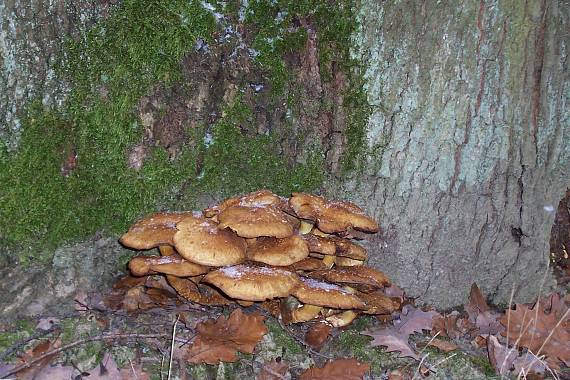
465, 284, 502, 336
362, 327, 419, 359
17, 339, 61, 380
299, 358, 370, 380
113, 275, 147, 289
425, 338, 458, 352
487, 335, 517, 375
186, 309, 268, 364
432, 311, 475, 339
257, 358, 289, 380
500, 299, 570, 368
395, 305, 440, 337
305, 323, 332, 350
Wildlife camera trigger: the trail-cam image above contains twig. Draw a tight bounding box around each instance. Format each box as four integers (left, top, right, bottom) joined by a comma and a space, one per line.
168, 315, 180, 380
2, 333, 170, 378
411, 353, 429, 380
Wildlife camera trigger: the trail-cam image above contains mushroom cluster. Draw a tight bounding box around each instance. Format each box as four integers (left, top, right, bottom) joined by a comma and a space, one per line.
120, 190, 401, 326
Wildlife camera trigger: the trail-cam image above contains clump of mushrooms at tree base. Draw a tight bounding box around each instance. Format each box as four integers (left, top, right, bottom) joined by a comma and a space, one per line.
120, 190, 401, 326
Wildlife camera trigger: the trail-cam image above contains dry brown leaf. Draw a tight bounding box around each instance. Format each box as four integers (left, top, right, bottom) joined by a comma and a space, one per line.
16, 339, 61, 380
465, 284, 502, 336
500, 298, 570, 368
395, 305, 440, 337
299, 358, 370, 380
432, 311, 475, 339
425, 338, 458, 352
186, 309, 268, 364
305, 323, 332, 350
112, 275, 147, 289
362, 327, 419, 360
257, 358, 289, 380
487, 335, 517, 375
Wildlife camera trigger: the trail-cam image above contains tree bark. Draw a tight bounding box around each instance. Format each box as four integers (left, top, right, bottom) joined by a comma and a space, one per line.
0, 0, 116, 150
349, 0, 569, 307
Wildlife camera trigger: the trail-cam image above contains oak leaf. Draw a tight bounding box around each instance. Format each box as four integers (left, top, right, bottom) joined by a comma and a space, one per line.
395, 305, 440, 337
186, 309, 268, 364
487, 335, 546, 376
424, 338, 458, 353
500, 298, 570, 367
465, 284, 502, 336
256, 359, 289, 380
362, 327, 419, 359
299, 358, 370, 380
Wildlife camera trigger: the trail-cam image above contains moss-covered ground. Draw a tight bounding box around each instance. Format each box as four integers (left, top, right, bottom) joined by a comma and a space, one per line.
0, 0, 370, 262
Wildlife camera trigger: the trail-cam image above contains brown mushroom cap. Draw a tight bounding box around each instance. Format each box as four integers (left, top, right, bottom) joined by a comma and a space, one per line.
120, 211, 197, 250
247, 235, 309, 266
359, 291, 401, 315
173, 216, 247, 266
292, 277, 366, 309
218, 205, 299, 238
303, 234, 367, 260
166, 275, 233, 306
202, 264, 300, 301
128, 254, 210, 277
302, 234, 336, 256
289, 193, 379, 234
204, 190, 290, 217
286, 257, 329, 272
308, 266, 391, 290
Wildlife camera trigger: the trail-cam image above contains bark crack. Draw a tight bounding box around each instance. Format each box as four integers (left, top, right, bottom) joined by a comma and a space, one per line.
531, 0, 548, 160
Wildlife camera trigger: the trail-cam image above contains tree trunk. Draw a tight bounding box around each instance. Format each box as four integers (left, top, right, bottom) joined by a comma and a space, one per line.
348, 0, 569, 308
0, 0, 116, 150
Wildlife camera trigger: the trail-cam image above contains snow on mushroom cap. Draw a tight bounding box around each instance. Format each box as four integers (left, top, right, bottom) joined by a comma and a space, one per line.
218, 264, 293, 279
300, 277, 350, 293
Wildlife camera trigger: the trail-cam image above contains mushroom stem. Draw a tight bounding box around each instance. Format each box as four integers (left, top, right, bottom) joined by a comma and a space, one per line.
291, 304, 323, 323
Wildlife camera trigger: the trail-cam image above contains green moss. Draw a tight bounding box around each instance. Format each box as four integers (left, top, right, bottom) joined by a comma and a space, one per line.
0, 320, 35, 354
336, 329, 408, 373
470, 355, 496, 378
196, 100, 324, 198
265, 320, 303, 356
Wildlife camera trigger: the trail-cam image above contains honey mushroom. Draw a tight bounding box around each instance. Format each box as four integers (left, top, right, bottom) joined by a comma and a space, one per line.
120, 189, 398, 326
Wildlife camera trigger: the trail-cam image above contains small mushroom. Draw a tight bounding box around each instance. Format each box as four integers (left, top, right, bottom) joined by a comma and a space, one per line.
286, 257, 329, 272
202, 264, 300, 301
128, 254, 210, 277
303, 234, 367, 260
290, 193, 379, 234
308, 266, 391, 291
359, 291, 402, 315
292, 277, 366, 309
247, 235, 309, 266
119, 211, 196, 250
173, 216, 247, 266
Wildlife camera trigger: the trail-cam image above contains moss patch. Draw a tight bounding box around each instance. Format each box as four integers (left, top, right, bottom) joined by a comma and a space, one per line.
0, 0, 368, 260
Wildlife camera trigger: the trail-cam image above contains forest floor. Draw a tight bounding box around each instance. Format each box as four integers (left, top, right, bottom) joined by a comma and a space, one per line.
0, 271, 568, 380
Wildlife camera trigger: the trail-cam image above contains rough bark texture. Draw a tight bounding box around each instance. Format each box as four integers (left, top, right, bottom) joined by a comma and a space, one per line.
349, 0, 569, 308
0, 0, 116, 150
